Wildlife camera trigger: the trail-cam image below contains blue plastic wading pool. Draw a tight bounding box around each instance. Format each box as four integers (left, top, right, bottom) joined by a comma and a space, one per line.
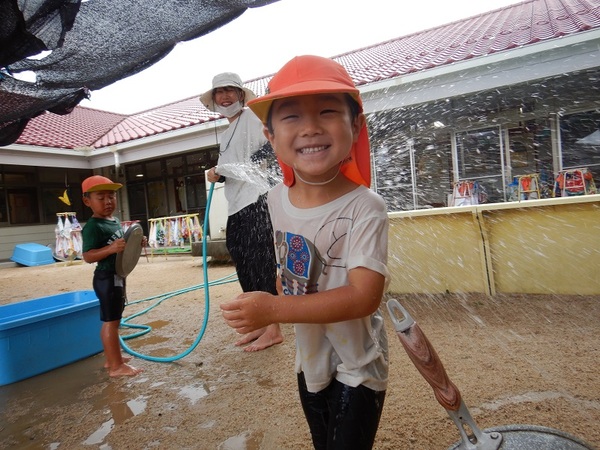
0, 290, 102, 386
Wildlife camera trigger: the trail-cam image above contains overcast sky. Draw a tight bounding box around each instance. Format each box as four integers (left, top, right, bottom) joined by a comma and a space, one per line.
82, 0, 522, 114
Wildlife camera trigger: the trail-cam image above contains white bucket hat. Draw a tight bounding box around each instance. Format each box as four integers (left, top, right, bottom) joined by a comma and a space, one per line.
199, 72, 257, 111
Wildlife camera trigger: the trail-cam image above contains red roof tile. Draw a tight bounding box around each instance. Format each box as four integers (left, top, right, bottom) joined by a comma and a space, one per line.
15, 0, 600, 150
93, 97, 220, 147
16, 107, 126, 149
330, 0, 600, 87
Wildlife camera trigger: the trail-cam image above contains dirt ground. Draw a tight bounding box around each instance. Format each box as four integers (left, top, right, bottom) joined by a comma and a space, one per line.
0, 255, 598, 449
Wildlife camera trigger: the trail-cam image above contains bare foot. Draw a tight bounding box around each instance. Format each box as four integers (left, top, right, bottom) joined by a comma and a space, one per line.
235, 328, 266, 347
104, 356, 131, 369
108, 363, 144, 377
244, 325, 284, 352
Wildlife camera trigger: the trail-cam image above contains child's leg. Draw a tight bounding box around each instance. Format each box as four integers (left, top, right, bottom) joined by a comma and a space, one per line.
297, 372, 386, 450
94, 270, 142, 377
297, 372, 329, 450
101, 320, 143, 377
103, 355, 131, 368
325, 380, 386, 449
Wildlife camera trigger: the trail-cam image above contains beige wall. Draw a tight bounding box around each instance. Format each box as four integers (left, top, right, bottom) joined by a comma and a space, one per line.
0, 224, 56, 262
387, 195, 600, 296
3, 195, 599, 297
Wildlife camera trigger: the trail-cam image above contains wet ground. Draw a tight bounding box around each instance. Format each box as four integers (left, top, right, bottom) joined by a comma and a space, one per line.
1, 256, 599, 449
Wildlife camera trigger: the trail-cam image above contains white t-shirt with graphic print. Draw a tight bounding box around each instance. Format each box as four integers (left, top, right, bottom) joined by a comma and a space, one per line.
268, 183, 390, 393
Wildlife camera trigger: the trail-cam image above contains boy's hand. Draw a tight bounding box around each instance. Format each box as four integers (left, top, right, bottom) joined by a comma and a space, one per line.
111, 237, 127, 254
221, 291, 275, 334
141, 236, 148, 247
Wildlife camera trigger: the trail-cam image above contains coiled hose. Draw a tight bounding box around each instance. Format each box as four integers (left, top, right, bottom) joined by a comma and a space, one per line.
119, 182, 236, 362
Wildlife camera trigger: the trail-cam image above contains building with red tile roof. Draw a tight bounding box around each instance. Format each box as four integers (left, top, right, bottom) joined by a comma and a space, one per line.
9, 0, 599, 152
1, 0, 599, 262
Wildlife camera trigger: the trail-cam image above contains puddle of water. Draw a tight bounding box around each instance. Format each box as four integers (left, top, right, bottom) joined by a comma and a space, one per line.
201, 419, 217, 429
219, 431, 264, 450
178, 383, 209, 404
84, 418, 114, 445
0, 353, 151, 448
133, 334, 170, 345
124, 319, 171, 346
1, 347, 214, 448
0, 354, 105, 407
0, 355, 105, 448
257, 378, 275, 388
127, 397, 147, 416
146, 320, 170, 329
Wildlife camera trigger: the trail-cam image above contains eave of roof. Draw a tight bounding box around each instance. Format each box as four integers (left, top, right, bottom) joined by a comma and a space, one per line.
13, 0, 600, 151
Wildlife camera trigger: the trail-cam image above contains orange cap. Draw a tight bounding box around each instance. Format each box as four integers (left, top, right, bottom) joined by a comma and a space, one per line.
247, 55, 371, 188
82, 175, 122, 193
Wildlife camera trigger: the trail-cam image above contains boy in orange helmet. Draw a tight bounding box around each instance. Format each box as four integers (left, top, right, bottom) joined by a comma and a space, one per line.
221, 55, 389, 449
81, 175, 144, 377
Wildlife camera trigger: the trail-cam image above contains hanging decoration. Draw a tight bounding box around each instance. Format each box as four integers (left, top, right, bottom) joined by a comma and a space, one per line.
54, 212, 83, 261
58, 189, 71, 206
148, 214, 202, 256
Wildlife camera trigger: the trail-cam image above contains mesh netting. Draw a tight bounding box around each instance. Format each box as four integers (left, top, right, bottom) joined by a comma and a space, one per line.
0, 0, 278, 145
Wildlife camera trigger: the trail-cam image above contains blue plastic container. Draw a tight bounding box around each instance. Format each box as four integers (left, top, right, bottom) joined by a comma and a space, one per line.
10, 243, 54, 266
0, 290, 102, 386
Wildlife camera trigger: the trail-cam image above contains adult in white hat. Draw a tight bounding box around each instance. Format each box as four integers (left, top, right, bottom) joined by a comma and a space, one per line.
201, 72, 283, 352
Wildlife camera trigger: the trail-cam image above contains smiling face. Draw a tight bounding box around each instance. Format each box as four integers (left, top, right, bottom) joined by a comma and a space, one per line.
265, 93, 364, 185
213, 86, 243, 107
83, 190, 118, 219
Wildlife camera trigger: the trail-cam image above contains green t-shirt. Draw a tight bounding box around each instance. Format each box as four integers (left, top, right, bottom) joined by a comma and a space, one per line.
82, 217, 124, 272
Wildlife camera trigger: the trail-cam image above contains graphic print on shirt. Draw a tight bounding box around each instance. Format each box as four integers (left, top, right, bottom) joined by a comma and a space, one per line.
107, 228, 124, 246
275, 217, 353, 295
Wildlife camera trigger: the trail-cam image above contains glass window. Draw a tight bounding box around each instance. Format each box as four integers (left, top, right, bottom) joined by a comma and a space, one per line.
184, 175, 207, 212
369, 108, 453, 211
126, 164, 144, 180
167, 178, 186, 214
166, 156, 184, 176
186, 152, 210, 175
145, 161, 163, 179
414, 137, 452, 208
560, 109, 600, 183
373, 143, 413, 212
505, 120, 554, 199
127, 183, 147, 217
38, 167, 67, 183
147, 181, 168, 218
8, 188, 40, 224
456, 127, 502, 179
5, 166, 36, 184
0, 187, 7, 224
454, 127, 505, 203
43, 187, 75, 224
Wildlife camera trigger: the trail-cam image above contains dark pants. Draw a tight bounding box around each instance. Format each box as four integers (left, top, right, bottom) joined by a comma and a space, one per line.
93, 270, 126, 322
297, 372, 386, 450
226, 194, 278, 295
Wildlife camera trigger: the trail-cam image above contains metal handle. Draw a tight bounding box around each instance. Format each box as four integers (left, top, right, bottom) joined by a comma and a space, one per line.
387, 299, 502, 449
387, 299, 462, 411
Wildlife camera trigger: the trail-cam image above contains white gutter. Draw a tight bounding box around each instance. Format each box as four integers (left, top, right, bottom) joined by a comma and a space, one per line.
0, 117, 229, 168
0, 145, 93, 168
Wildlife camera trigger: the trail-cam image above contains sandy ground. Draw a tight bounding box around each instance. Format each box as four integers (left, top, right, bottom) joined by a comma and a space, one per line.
0, 255, 598, 450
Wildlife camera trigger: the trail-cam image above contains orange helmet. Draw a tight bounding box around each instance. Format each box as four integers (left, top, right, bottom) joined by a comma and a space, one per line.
248, 55, 371, 188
